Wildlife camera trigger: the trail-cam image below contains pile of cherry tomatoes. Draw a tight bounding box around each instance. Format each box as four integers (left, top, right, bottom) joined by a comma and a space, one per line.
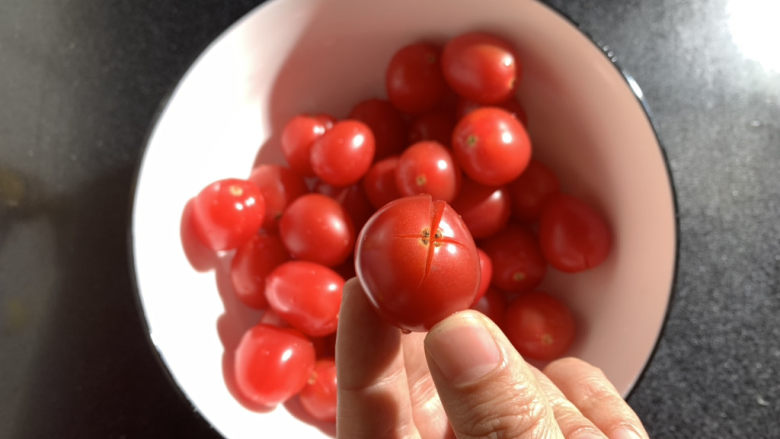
185, 31, 611, 424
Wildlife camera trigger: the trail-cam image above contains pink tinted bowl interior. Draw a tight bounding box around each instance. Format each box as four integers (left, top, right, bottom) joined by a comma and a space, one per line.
131, 0, 677, 437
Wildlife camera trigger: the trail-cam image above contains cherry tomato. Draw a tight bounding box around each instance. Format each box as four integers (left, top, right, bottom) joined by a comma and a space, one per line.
442, 32, 519, 104
471, 287, 505, 327
408, 109, 456, 146
348, 98, 407, 159
386, 42, 446, 114
279, 194, 355, 267
355, 195, 480, 331
310, 120, 375, 187
480, 224, 547, 293
362, 156, 402, 210
191, 178, 265, 251
314, 180, 374, 230
451, 107, 531, 186
539, 193, 611, 272
456, 96, 528, 126
451, 177, 511, 239
503, 291, 575, 361
396, 141, 461, 202
299, 359, 338, 422
248, 164, 308, 230
265, 261, 344, 337
507, 159, 560, 221
474, 248, 493, 303
259, 308, 291, 328
281, 115, 334, 177
230, 231, 289, 309
234, 324, 315, 407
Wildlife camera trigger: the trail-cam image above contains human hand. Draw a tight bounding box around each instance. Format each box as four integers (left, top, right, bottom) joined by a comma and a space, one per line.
336, 278, 649, 438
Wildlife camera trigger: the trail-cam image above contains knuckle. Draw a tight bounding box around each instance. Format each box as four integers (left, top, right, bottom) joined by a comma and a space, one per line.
577, 376, 625, 413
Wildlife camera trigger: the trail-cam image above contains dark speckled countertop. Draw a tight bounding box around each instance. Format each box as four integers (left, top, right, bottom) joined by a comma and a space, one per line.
1, 1, 778, 437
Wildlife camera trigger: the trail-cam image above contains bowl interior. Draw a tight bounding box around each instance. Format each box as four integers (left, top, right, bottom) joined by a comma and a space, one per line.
132, 0, 676, 437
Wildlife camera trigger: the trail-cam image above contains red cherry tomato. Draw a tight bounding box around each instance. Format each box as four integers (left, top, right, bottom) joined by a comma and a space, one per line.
474, 248, 493, 304
362, 157, 402, 210
314, 180, 374, 230
281, 115, 333, 177
259, 308, 291, 328
456, 96, 528, 126
451, 107, 531, 186
248, 164, 308, 230
503, 291, 575, 361
191, 178, 265, 251
408, 109, 456, 146
471, 288, 506, 326
539, 193, 611, 272
265, 261, 344, 337
386, 42, 446, 114
396, 141, 461, 202
480, 224, 547, 293
310, 120, 375, 187
230, 231, 289, 309
348, 98, 407, 159
451, 177, 511, 239
442, 32, 519, 104
507, 160, 560, 221
234, 324, 315, 407
355, 195, 481, 331
299, 359, 338, 422
279, 194, 355, 267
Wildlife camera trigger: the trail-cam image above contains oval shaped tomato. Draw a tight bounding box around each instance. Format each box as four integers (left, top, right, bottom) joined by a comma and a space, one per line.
349, 98, 407, 159
234, 324, 315, 407
279, 194, 355, 267
191, 178, 265, 251
230, 231, 289, 309
281, 115, 334, 177
386, 42, 446, 114
451, 107, 531, 186
362, 156, 402, 210
396, 141, 461, 202
471, 287, 506, 327
503, 291, 575, 361
310, 120, 375, 187
507, 159, 559, 221
249, 164, 308, 230
442, 32, 519, 104
355, 195, 480, 331
480, 224, 547, 293
299, 359, 338, 422
451, 177, 511, 238
265, 261, 344, 337
539, 193, 611, 272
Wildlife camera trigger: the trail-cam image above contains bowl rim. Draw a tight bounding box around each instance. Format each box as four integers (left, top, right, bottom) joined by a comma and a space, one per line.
126, 0, 681, 433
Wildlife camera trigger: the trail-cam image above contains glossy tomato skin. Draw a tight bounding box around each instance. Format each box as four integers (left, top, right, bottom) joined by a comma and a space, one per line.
456, 96, 528, 126
355, 195, 481, 331
408, 110, 456, 146
230, 231, 290, 309
299, 359, 338, 422
451, 177, 511, 239
503, 291, 575, 361
442, 32, 518, 104
507, 159, 560, 221
191, 178, 265, 251
234, 324, 315, 407
349, 98, 407, 159
249, 164, 308, 230
539, 193, 611, 273
281, 115, 333, 177
481, 224, 547, 293
474, 248, 493, 303
310, 120, 375, 187
264, 261, 344, 337
451, 107, 531, 186
386, 42, 446, 114
279, 194, 355, 267
396, 141, 461, 202
471, 288, 506, 327
314, 180, 374, 231
362, 157, 402, 210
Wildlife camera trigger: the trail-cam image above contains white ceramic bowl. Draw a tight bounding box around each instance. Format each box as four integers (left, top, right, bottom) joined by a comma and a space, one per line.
131, 0, 677, 437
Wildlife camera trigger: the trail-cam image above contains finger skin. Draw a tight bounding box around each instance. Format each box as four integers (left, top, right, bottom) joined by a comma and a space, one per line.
402, 333, 454, 439
424, 310, 564, 439
543, 358, 649, 439
530, 367, 606, 439
336, 278, 421, 439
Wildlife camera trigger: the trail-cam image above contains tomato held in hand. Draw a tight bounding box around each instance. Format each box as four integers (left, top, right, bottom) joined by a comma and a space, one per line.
191, 178, 265, 251
249, 164, 308, 230
310, 120, 375, 187
539, 193, 611, 272
299, 359, 338, 423
355, 195, 481, 331
507, 159, 559, 221
396, 141, 461, 202
451, 177, 511, 239
451, 107, 531, 186
349, 98, 407, 159
279, 194, 355, 267
264, 261, 344, 337
281, 115, 334, 177
230, 231, 289, 309
234, 324, 315, 407
480, 224, 547, 293
362, 156, 402, 210
386, 42, 447, 114
503, 291, 575, 361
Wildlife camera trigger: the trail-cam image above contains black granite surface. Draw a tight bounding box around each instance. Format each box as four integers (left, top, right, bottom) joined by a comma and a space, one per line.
0, 0, 777, 438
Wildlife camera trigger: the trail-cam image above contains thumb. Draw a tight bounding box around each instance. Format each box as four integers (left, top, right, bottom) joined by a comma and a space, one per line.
424, 310, 563, 439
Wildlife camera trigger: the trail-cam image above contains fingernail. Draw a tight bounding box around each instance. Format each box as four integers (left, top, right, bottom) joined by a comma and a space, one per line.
611, 427, 642, 439
426, 313, 502, 384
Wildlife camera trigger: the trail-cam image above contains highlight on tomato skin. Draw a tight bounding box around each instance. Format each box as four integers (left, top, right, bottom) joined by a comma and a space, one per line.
354, 194, 481, 332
